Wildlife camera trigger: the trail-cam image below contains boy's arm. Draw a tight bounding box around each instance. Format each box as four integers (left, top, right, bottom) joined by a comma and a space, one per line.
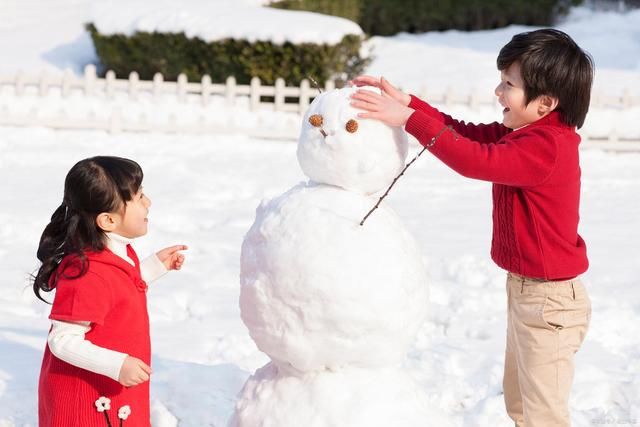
47, 320, 127, 382
405, 110, 558, 187
408, 95, 511, 144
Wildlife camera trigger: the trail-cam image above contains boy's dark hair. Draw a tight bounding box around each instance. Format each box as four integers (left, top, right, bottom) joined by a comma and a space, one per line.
497, 28, 594, 129
32, 156, 143, 303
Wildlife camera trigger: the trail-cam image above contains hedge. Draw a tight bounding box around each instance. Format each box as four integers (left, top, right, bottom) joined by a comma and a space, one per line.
87, 23, 370, 85
269, 0, 582, 36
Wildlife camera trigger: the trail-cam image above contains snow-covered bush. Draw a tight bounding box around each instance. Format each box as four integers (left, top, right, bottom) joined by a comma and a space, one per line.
86, 3, 370, 85
271, 0, 580, 35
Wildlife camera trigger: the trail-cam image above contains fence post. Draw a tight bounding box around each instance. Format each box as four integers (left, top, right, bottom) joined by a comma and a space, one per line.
225, 76, 236, 106
274, 78, 285, 111
177, 73, 188, 103
299, 79, 311, 114
201, 74, 212, 106
444, 86, 454, 107
129, 71, 139, 101
324, 80, 335, 92
62, 69, 73, 98
469, 88, 479, 110
38, 70, 49, 97
15, 71, 25, 96
250, 77, 261, 111
418, 85, 428, 101
84, 64, 97, 96
105, 70, 116, 99
622, 88, 632, 109
153, 72, 164, 100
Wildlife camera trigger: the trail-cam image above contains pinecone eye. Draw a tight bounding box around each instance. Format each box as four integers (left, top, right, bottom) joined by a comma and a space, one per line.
345, 119, 358, 133
309, 114, 323, 127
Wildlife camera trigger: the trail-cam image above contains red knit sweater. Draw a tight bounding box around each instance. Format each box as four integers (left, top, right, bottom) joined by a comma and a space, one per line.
39, 245, 151, 427
405, 95, 588, 280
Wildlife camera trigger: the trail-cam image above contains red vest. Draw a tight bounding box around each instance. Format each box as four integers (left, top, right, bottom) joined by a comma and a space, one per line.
406, 96, 588, 280
39, 246, 151, 427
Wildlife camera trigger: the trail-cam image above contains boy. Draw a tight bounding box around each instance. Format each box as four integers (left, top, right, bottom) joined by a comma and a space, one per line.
351, 29, 593, 427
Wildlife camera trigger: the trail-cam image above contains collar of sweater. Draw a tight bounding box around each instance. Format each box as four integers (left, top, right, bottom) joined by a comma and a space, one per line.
105, 232, 135, 266
513, 110, 572, 133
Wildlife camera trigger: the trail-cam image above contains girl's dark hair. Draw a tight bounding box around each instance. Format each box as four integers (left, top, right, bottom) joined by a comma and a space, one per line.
497, 28, 594, 129
33, 156, 143, 303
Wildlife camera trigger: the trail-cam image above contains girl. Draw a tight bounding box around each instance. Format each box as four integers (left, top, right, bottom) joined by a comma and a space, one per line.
34, 156, 187, 427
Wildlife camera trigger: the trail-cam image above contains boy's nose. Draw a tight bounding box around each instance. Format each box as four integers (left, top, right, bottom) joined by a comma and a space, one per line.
494, 84, 501, 97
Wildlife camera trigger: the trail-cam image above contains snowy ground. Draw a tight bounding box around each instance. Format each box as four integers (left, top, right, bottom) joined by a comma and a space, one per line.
0, 128, 639, 426
1, 1, 640, 426
0, 129, 640, 427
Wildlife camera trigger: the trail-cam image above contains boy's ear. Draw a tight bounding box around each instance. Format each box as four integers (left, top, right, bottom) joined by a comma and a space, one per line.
538, 95, 559, 116
96, 212, 118, 232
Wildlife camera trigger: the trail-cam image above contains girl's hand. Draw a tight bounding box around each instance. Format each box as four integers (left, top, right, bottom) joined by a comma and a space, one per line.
350, 75, 411, 106
350, 89, 414, 128
156, 245, 188, 271
118, 356, 152, 387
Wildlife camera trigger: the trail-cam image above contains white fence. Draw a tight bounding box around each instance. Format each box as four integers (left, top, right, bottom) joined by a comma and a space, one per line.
1, 65, 639, 149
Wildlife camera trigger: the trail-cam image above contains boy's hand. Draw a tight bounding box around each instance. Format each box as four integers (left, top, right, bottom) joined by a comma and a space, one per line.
350, 75, 411, 106
118, 356, 152, 387
350, 89, 414, 127
156, 245, 188, 271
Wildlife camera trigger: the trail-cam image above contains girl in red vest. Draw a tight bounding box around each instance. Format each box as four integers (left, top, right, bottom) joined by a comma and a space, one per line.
34, 156, 187, 427
351, 29, 593, 427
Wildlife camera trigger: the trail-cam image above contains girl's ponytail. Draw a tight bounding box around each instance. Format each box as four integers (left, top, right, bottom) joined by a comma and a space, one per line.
33, 203, 67, 301
32, 156, 143, 303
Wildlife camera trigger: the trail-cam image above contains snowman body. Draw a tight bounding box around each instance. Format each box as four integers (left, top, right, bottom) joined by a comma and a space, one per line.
230, 87, 449, 426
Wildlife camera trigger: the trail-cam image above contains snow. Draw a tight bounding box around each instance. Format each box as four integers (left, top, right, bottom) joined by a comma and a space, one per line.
234, 94, 431, 424
90, 0, 364, 45
230, 363, 452, 427
239, 183, 428, 372
297, 87, 408, 195
1, 1, 639, 426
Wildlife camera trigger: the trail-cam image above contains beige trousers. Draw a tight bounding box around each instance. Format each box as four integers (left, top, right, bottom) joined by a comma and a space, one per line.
504, 272, 591, 427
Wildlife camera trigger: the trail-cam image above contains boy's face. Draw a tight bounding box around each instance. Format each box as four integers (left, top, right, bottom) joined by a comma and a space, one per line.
495, 61, 548, 129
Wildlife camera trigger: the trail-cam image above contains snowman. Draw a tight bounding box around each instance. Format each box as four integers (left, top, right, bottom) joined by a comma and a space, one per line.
230, 87, 451, 426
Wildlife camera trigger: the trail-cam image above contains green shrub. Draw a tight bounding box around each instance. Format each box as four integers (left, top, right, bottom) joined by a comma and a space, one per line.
87, 23, 370, 85
268, 0, 582, 36
269, 0, 361, 22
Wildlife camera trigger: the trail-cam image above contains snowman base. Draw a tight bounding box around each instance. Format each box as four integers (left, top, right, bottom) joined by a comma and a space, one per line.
229, 362, 453, 427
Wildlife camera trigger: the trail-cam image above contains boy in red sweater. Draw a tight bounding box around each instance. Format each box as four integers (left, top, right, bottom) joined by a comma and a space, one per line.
351, 29, 593, 427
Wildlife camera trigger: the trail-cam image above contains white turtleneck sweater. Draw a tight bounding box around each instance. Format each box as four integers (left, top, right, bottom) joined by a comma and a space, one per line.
47, 233, 167, 382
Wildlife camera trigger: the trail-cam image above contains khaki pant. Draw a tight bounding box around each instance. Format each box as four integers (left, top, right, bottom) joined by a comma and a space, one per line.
504, 272, 591, 427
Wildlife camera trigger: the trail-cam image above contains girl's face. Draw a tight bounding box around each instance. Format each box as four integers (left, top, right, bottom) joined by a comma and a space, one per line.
112, 187, 152, 238
494, 61, 547, 130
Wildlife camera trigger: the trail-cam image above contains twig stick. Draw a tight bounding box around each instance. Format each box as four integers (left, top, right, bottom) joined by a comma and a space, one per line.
360, 125, 456, 226
307, 76, 323, 94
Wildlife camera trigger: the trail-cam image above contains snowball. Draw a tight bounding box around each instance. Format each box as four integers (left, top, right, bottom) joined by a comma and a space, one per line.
239, 183, 429, 373
297, 87, 408, 195
229, 362, 453, 427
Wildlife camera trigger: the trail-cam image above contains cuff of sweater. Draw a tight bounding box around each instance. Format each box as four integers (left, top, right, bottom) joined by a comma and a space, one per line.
141, 254, 168, 284
408, 94, 424, 110
405, 110, 447, 149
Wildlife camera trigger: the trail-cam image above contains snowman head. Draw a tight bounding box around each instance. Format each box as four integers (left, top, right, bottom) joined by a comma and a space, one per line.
297, 86, 408, 195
